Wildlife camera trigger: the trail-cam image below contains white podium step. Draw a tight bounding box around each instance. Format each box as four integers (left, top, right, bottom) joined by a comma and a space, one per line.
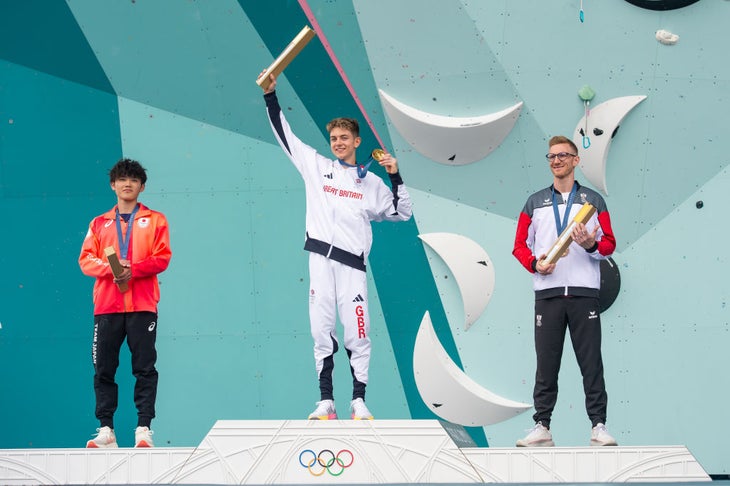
0, 420, 710, 485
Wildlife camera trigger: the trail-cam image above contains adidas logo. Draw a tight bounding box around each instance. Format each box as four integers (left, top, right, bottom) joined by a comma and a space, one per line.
324, 173, 333, 179
352, 294, 364, 303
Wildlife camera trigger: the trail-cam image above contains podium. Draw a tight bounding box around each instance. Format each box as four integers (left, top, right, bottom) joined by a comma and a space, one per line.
0, 420, 710, 484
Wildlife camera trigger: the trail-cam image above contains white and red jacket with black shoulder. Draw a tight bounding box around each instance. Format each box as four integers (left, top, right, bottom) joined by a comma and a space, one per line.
512, 182, 616, 299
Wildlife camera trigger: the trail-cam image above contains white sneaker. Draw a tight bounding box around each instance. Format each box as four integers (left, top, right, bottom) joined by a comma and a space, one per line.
590, 423, 617, 446
350, 398, 373, 420
516, 422, 554, 447
86, 426, 117, 448
308, 399, 337, 420
134, 426, 154, 448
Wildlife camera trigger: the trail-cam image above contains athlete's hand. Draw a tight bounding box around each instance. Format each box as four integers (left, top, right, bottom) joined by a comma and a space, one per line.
258, 70, 277, 94
535, 254, 555, 275
378, 152, 399, 174
572, 223, 599, 249
114, 259, 132, 284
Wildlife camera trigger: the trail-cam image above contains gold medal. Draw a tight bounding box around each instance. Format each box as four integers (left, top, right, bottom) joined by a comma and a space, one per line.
371, 148, 385, 161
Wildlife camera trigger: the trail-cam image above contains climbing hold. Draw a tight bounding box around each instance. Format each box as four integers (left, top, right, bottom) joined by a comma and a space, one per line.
578, 85, 596, 102
656, 29, 679, 45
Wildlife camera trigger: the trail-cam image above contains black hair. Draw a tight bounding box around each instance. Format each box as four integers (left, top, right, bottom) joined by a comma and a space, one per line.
109, 158, 147, 184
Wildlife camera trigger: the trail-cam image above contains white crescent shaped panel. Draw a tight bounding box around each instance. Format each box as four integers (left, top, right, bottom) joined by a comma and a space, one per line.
379, 89, 523, 165
413, 311, 532, 426
573, 95, 647, 195
418, 232, 494, 330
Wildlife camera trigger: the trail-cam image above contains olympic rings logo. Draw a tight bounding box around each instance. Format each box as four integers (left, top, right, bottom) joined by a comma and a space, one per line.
298, 449, 354, 476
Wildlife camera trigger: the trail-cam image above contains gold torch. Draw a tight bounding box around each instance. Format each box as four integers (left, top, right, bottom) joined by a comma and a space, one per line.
542, 203, 597, 265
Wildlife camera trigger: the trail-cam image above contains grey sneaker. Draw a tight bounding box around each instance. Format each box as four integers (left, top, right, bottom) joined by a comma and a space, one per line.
86, 426, 118, 448
516, 422, 555, 447
590, 423, 617, 446
308, 399, 337, 420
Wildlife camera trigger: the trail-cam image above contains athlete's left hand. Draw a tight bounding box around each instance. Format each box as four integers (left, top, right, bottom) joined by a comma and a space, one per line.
378, 152, 399, 174
572, 223, 599, 249
115, 259, 132, 284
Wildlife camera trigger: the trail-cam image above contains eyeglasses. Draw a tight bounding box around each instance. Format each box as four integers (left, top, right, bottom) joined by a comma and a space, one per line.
545, 152, 577, 162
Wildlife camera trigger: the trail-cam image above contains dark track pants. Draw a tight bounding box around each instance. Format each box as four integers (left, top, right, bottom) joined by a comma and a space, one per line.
532, 296, 607, 428
92, 311, 158, 428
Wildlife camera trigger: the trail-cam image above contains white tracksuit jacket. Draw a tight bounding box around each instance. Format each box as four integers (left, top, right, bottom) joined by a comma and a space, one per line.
264, 91, 412, 398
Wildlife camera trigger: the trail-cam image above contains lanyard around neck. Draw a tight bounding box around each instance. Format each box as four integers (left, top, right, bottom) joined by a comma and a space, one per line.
552, 182, 577, 236
338, 158, 373, 178
115, 204, 139, 260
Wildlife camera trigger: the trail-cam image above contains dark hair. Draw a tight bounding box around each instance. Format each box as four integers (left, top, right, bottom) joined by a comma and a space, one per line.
326, 117, 359, 137
548, 135, 578, 154
109, 158, 147, 184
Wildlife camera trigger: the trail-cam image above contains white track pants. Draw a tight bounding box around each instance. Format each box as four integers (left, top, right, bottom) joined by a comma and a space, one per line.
308, 252, 371, 394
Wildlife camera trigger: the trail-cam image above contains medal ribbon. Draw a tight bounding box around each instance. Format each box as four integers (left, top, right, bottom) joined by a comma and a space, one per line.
357, 158, 373, 178
338, 157, 373, 178
115, 204, 139, 260
552, 182, 577, 237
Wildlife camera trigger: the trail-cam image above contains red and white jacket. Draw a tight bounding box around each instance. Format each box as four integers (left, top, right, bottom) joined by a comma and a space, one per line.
512, 183, 616, 299
79, 203, 171, 315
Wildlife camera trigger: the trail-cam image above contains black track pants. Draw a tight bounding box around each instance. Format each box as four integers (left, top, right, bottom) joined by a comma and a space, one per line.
532, 296, 607, 428
92, 311, 158, 428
